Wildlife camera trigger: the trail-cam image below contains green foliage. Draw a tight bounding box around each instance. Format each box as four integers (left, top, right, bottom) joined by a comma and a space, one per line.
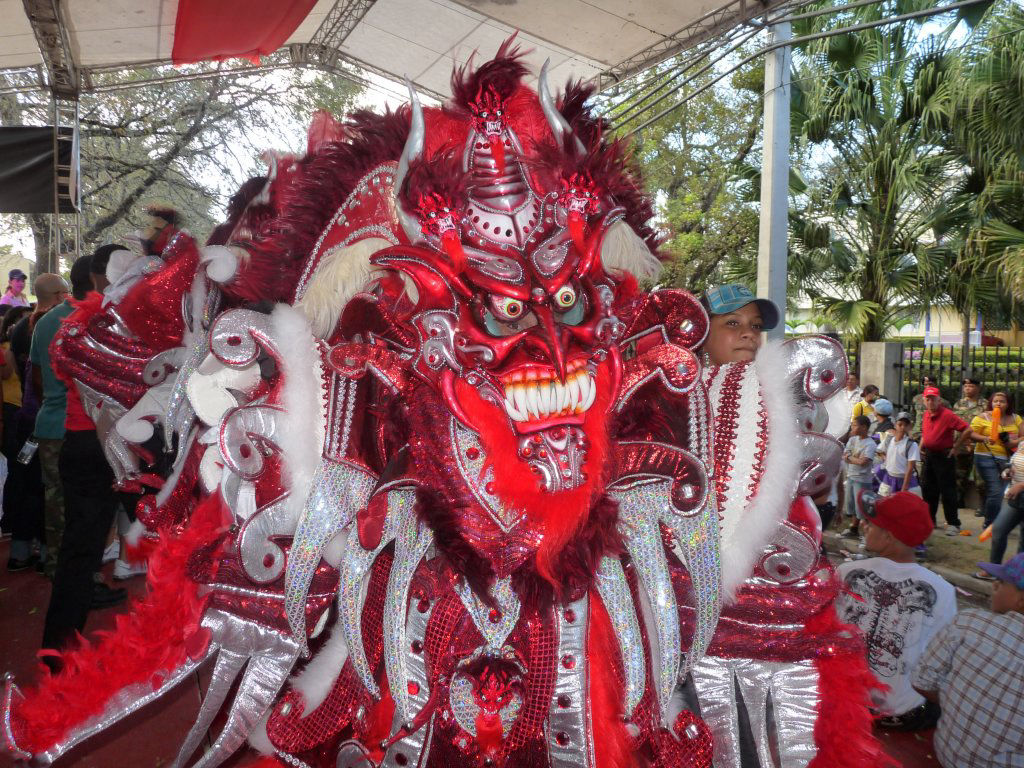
607, 52, 767, 295
0, 63, 362, 266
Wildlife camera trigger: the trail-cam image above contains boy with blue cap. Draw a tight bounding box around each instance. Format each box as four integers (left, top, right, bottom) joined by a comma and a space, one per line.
699, 284, 780, 367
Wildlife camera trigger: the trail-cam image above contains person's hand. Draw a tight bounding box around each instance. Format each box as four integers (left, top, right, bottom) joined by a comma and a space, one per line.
1008, 482, 1024, 500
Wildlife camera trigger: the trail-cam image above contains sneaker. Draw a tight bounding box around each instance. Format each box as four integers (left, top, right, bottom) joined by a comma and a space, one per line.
112, 558, 147, 580
102, 540, 120, 564
973, 510, 985, 518
841, 526, 859, 538
945, 526, 961, 536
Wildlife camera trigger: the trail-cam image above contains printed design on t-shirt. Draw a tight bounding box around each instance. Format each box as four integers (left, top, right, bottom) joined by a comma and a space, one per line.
839, 569, 937, 677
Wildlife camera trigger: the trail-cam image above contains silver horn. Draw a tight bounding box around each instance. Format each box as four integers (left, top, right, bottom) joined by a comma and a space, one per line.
539, 60, 585, 157
394, 77, 426, 244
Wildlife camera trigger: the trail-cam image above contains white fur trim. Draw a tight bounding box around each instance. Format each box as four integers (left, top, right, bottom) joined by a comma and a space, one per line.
714, 341, 801, 599
122, 518, 147, 548
271, 304, 327, 525
198, 245, 240, 283
296, 237, 392, 338
288, 619, 351, 714
247, 710, 274, 755
600, 220, 662, 281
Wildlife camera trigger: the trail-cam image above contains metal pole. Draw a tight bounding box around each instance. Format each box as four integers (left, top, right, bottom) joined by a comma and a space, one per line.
757, 20, 791, 341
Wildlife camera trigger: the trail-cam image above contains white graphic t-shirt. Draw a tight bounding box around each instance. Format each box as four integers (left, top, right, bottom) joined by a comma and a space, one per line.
836, 558, 957, 716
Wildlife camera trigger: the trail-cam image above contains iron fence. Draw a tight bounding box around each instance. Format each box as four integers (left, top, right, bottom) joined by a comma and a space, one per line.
898, 343, 1024, 409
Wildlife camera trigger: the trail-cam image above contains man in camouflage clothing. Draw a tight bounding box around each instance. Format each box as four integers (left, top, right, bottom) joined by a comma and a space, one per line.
953, 377, 988, 514
912, 374, 950, 441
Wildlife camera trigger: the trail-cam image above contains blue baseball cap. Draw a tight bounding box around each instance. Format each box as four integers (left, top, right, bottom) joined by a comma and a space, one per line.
874, 398, 894, 416
703, 284, 780, 330
978, 553, 1024, 589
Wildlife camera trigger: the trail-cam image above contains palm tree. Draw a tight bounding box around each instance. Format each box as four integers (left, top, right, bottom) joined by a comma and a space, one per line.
941, 3, 1024, 307
777, 1, 972, 341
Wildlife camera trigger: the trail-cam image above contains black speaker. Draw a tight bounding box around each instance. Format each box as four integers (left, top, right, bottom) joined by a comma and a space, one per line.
0, 125, 80, 214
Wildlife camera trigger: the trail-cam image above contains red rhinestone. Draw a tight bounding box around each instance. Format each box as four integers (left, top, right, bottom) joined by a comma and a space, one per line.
395, 754, 408, 766
485, 482, 496, 494
489, 608, 502, 623
538, 450, 548, 459
563, 609, 575, 623
407, 681, 420, 696
821, 370, 835, 383
561, 654, 576, 670
411, 640, 423, 653
557, 694, 571, 708
417, 599, 430, 613
466, 447, 480, 460
532, 435, 543, 444
555, 732, 570, 746
263, 553, 274, 568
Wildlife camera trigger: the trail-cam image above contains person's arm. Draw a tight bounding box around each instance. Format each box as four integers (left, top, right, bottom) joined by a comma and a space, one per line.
902, 460, 916, 491
951, 425, 972, 456
912, 613, 963, 703
969, 417, 992, 444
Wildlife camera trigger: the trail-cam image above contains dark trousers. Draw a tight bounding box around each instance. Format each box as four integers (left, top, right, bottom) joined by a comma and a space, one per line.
2, 401, 45, 550
990, 494, 1024, 565
42, 430, 118, 651
921, 450, 961, 527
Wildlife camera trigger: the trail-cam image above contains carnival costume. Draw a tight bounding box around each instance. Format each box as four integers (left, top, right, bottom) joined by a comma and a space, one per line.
3, 43, 886, 768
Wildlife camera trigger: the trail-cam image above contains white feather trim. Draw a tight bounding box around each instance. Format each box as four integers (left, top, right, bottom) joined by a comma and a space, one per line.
287, 618, 351, 713
296, 237, 393, 338
716, 341, 801, 600
600, 220, 662, 281
271, 304, 327, 526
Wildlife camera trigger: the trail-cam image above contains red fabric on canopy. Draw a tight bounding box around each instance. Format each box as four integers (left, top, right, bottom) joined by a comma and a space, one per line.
172, 0, 318, 65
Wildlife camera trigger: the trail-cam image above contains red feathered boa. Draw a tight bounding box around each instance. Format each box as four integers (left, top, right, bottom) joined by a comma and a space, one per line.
13, 495, 229, 753
806, 606, 897, 768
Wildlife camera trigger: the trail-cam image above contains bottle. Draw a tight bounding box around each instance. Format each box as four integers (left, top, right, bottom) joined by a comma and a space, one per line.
17, 437, 38, 465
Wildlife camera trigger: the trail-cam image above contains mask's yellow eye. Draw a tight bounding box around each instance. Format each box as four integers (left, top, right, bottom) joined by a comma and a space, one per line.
491, 295, 525, 322
555, 285, 577, 309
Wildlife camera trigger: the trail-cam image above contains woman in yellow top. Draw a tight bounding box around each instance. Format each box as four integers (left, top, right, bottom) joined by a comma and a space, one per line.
970, 391, 1023, 527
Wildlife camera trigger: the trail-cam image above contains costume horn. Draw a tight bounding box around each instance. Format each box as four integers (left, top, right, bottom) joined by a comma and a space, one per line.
394, 78, 426, 244
539, 60, 585, 157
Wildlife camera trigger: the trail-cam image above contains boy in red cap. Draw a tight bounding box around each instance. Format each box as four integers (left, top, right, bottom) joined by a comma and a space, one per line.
836, 490, 957, 730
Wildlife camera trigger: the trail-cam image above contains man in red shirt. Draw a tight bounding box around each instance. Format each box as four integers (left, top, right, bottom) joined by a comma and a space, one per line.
919, 386, 972, 534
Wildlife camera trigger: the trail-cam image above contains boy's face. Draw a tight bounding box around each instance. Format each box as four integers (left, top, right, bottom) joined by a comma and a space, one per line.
991, 579, 1024, 614
853, 421, 868, 437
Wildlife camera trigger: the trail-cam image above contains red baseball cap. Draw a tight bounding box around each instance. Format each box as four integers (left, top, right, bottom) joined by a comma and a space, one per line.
857, 490, 934, 546
922, 386, 941, 398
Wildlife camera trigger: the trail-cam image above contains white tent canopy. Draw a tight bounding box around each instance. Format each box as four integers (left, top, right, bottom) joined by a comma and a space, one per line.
2, 0, 787, 98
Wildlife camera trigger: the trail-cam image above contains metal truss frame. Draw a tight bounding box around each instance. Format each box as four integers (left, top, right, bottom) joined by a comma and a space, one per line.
593, 0, 787, 91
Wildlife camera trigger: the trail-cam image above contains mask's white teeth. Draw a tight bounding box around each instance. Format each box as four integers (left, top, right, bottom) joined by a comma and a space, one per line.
559, 381, 572, 412
538, 381, 552, 416
504, 387, 527, 421
512, 384, 528, 420
576, 372, 590, 410
581, 375, 597, 411
525, 385, 541, 419
568, 375, 581, 412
